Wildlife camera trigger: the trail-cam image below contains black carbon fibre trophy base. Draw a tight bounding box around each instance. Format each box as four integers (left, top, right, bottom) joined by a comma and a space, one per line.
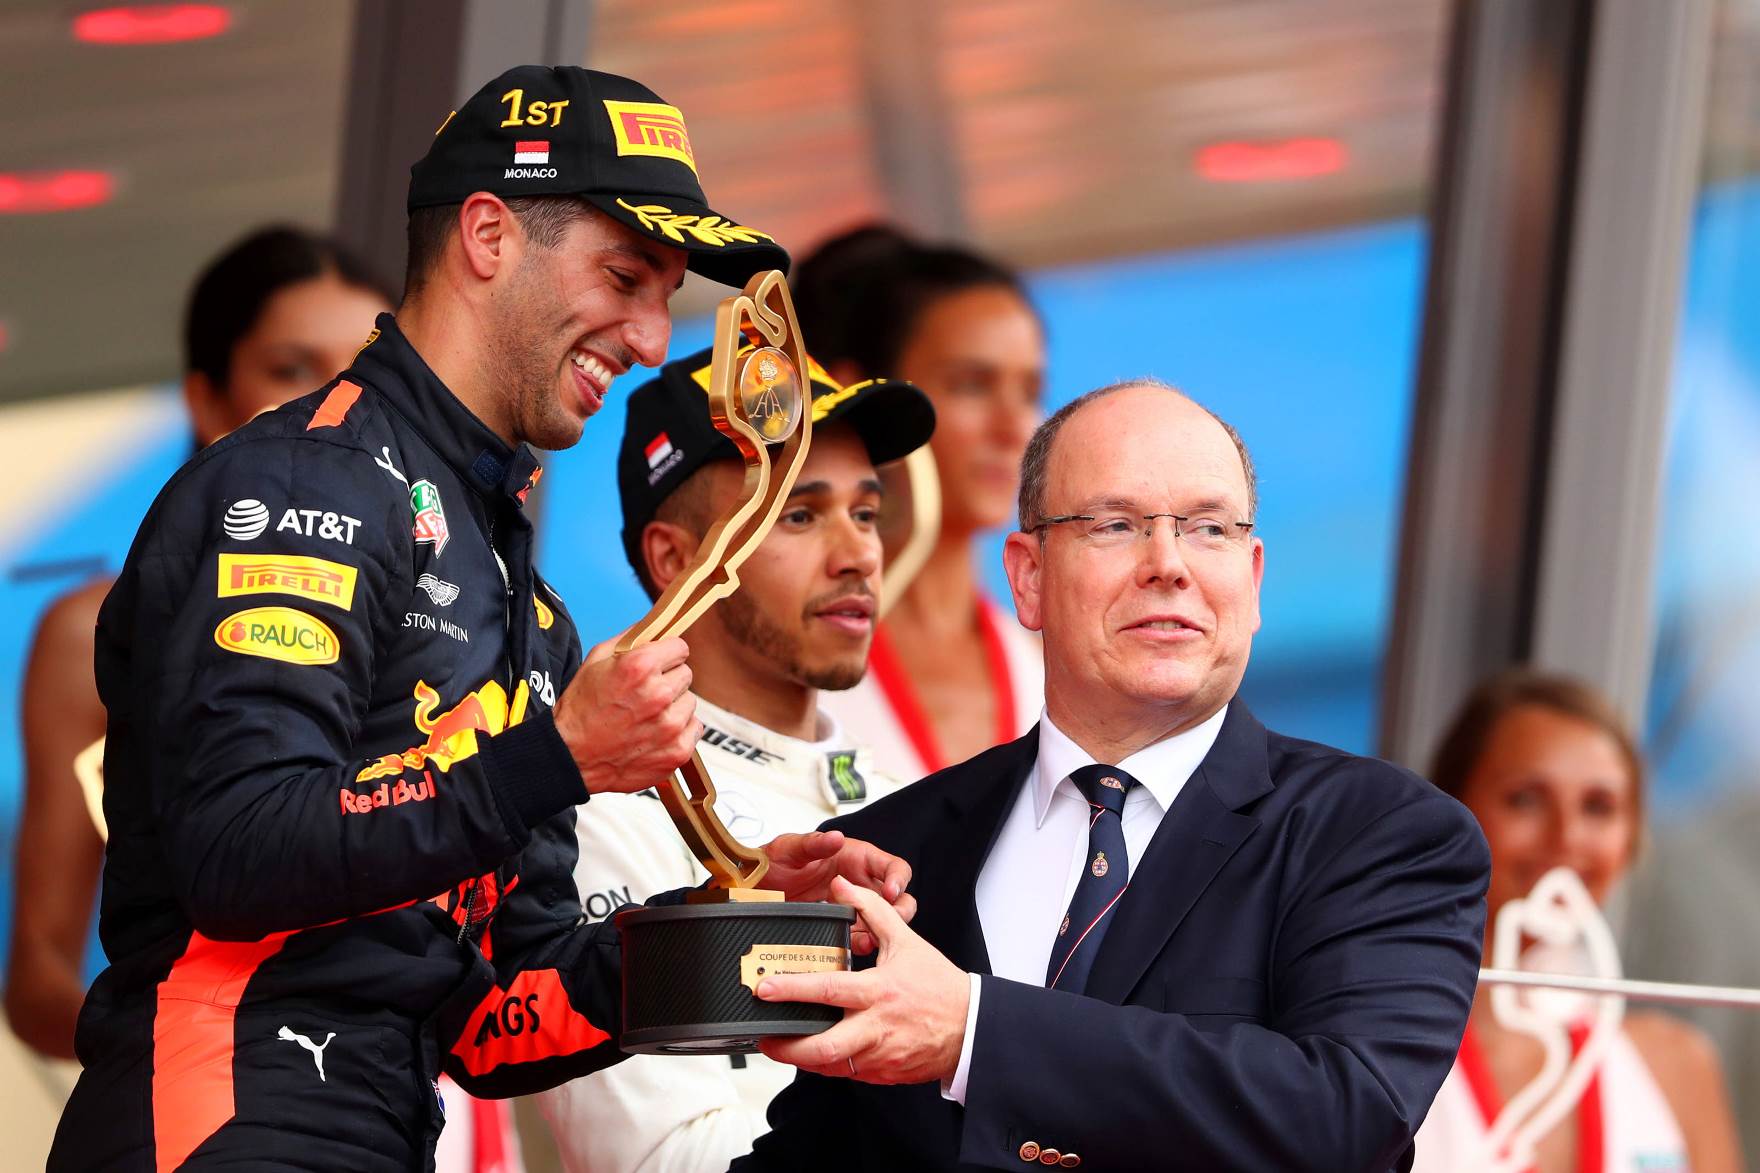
617, 900, 856, 1055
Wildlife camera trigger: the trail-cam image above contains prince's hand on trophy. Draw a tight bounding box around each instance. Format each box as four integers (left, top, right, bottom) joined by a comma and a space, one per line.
555, 633, 700, 796
755, 876, 967, 1085
761, 830, 917, 953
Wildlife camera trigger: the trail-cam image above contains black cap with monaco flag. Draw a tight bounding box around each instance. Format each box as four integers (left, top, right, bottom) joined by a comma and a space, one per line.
409, 64, 790, 286
616, 344, 936, 573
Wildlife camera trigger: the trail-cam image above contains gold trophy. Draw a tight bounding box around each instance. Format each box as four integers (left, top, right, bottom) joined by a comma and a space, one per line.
613, 270, 856, 1054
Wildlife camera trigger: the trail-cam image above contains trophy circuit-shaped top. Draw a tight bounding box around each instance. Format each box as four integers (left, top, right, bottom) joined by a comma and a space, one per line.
614, 270, 814, 897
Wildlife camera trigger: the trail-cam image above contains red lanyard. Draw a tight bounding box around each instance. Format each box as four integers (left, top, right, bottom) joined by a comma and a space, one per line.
867, 596, 1018, 776
1455, 1020, 1604, 1173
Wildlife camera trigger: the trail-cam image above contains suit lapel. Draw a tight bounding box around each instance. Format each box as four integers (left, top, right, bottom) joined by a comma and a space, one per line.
1085, 704, 1274, 1004
908, 729, 1039, 977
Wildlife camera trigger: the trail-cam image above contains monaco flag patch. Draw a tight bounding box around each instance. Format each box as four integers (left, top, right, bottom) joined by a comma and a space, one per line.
645, 432, 674, 469
513, 140, 550, 165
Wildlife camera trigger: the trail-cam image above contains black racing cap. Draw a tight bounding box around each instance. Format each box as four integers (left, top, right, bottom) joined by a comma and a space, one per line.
409, 65, 790, 286
618, 345, 936, 569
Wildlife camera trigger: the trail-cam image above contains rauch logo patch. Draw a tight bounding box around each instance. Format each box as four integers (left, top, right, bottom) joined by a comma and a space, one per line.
214, 606, 340, 666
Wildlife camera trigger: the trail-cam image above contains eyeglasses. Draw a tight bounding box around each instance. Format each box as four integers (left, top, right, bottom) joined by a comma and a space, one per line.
1027, 512, 1256, 551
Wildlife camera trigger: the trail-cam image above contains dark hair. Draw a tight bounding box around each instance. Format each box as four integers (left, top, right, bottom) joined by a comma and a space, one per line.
403, 195, 598, 298
1428, 668, 1646, 850
626, 459, 732, 601
792, 224, 1039, 378
184, 225, 391, 391
1016, 379, 1258, 531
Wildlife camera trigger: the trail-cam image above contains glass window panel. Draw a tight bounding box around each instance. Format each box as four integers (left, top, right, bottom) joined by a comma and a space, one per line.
1624, 1, 1760, 1157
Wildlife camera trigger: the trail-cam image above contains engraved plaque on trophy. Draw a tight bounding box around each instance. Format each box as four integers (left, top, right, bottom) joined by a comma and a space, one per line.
613, 270, 857, 1055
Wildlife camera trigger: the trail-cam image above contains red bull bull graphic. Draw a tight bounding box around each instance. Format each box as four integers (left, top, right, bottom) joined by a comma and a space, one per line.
354, 676, 530, 783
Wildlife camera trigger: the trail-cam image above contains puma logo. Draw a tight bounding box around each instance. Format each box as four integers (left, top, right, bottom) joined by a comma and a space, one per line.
277, 1026, 337, 1082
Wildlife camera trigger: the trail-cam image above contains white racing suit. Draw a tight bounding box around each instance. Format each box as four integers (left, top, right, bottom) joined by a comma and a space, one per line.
533, 696, 904, 1172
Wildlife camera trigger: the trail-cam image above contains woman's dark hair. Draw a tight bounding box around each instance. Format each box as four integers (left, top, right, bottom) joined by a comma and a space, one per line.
791, 224, 1039, 378
1429, 667, 1647, 845
183, 226, 392, 390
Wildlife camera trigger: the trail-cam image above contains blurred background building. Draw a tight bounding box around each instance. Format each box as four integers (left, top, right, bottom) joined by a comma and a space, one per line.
1, 0, 1757, 1166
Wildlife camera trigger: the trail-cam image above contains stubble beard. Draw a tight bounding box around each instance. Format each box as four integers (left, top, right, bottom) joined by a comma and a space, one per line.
485, 263, 580, 451
720, 590, 866, 693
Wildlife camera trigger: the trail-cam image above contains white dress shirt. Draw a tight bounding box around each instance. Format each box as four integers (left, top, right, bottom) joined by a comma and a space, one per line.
944, 704, 1228, 1104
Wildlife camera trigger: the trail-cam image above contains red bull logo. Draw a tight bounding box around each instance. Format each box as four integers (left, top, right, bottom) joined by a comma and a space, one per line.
340, 772, 438, 815
354, 677, 528, 782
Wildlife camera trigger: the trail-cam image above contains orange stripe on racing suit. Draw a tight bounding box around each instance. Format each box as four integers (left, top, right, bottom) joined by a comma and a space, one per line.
306, 379, 362, 431
449, 969, 610, 1080
152, 931, 293, 1171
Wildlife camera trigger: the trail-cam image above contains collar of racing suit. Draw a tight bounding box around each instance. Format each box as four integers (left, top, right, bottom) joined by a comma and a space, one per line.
351, 312, 545, 508
692, 694, 879, 809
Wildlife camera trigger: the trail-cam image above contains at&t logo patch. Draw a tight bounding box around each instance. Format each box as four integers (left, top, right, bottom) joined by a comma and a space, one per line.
223, 499, 271, 540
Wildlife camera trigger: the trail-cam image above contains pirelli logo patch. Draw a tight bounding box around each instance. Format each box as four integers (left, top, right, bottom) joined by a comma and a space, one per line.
217, 553, 357, 611
604, 99, 697, 173
215, 606, 340, 666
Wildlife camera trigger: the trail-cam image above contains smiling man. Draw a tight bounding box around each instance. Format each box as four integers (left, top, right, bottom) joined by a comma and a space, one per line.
534, 346, 935, 1173
739, 380, 1493, 1172
48, 67, 912, 1173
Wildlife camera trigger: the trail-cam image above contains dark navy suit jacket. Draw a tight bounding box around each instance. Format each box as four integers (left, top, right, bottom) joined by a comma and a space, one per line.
735, 703, 1489, 1172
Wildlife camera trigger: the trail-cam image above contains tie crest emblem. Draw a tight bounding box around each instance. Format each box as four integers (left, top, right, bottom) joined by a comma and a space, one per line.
1048, 765, 1136, 992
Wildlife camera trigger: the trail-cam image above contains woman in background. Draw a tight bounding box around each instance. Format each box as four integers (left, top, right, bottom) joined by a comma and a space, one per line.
794, 225, 1046, 781
9, 225, 390, 1061
1415, 669, 1741, 1173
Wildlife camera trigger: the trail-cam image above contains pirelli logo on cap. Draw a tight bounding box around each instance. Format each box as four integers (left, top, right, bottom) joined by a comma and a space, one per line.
604, 100, 697, 174
218, 553, 358, 611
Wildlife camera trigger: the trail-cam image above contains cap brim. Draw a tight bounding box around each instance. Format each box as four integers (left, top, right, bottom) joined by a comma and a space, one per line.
586, 192, 791, 286
816, 379, 937, 466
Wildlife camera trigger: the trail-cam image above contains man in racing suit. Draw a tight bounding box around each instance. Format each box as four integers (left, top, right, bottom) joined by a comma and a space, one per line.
536, 347, 936, 1171
48, 66, 907, 1172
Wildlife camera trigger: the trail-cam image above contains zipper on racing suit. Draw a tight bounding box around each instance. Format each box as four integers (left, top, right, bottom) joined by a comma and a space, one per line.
458, 515, 518, 946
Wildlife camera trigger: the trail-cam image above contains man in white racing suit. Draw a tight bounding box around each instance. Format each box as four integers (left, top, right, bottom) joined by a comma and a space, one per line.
535, 345, 936, 1172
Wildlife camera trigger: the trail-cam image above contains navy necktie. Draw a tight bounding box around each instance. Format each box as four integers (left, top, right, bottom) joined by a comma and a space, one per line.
1045, 764, 1139, 992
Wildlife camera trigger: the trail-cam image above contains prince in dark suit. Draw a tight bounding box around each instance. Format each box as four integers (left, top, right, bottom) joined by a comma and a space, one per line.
741, 382, 1489, 1172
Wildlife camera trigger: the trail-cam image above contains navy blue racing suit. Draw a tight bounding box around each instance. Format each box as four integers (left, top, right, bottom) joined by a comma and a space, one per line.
51, 316, 667, 1171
